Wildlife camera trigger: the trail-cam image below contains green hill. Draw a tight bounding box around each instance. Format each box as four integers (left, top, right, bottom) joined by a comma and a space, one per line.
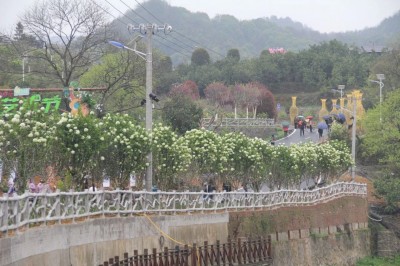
114, 0, 400, 64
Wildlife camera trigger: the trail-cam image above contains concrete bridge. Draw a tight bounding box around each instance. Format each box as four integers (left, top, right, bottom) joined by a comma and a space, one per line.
0, 182, 369, 265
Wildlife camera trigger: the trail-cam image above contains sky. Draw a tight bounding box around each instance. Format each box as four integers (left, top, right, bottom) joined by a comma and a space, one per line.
1, 0, 400, 33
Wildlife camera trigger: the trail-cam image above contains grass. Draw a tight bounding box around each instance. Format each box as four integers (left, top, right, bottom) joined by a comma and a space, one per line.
356, 256, 400, 266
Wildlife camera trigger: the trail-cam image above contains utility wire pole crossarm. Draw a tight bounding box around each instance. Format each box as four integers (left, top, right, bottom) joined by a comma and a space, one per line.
109, 23, 172, 191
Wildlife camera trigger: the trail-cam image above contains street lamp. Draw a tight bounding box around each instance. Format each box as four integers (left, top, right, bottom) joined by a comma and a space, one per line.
369, 74, 385, 122
109, 24, 171, 191
331, 85, 345, 98
109, 35, 153, 191
335, 96, 357, 181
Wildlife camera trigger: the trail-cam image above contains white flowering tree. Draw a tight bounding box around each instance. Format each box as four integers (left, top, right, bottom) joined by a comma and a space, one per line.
0, 101, 353, 193
0, 102, 58, 190
248, 137, 274, 191
152, 124, 192, 190
53, 112, 104, 189
318, 140, 352, 180
183, 129, 222, 181
97, 114, 150, 188
219, 133, 265, 190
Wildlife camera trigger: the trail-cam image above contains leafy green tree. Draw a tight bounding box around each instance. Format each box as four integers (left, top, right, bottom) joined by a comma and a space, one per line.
361, 89, 400, 172
227, 48, 240, 62
191, 48, 210, 66
162, 95, 203, 135
374, 173, 400, 213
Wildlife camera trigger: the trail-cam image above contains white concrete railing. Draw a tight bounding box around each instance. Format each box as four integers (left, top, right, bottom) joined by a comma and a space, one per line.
202, 118, 275, 128
0, 182, 366, 233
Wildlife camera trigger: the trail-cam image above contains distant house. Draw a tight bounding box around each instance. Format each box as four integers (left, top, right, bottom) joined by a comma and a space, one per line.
268, 48, 287, 54
361, 45, 386, 55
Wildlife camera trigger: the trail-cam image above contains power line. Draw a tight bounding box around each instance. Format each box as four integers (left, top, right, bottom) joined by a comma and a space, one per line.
153, 36, 191, 59
118, 0, 151, 24
89, 0, 129, 27
172, 31, 225, 58
155, 35, 193, 55
103, 0, 139, 24
126, 0, 225, 59
132, 0, 164, 25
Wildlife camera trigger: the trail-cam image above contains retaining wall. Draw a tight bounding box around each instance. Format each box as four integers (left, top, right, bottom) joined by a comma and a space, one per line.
0, 196, 370, 266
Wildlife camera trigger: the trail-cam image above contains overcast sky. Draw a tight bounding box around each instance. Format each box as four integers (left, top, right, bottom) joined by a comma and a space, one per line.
1, 0, 400, 33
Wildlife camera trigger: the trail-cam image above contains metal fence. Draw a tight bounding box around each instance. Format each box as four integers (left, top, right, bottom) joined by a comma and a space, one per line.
202, 118, 275, 128
99, 237, 272, 266
0, 182, 366, 233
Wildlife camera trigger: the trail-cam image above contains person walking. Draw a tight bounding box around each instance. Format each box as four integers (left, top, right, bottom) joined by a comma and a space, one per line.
299, 120, 305, 136
318, 128, 323, 138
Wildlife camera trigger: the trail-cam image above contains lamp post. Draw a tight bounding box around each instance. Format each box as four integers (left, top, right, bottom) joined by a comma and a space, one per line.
331, 85, 345, 98
369, 74, 385, 123
109, 24, 171, 191
109, 37, 153, 191
335, 96, 357, 181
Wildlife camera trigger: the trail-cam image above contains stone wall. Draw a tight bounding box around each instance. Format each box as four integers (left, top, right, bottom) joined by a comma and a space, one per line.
0, 196, 370, 266
0, 213, 229, 266
376, 230, 400, 258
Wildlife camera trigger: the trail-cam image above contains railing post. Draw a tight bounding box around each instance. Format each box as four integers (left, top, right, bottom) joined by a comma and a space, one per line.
42, 194, 47, 225
163, 247, 169, 266
268, 235, 272, 259
152, 248, 157, 266
184, 244, 189, 266
191, 244, 197, 266
123, 252, 129, 266
237, 238, 242, 265
134, 250, 139, 266
204, 241, 208, 266
116, 189, 121, 217
144, 249, 149, 266
216, 240, 220, 265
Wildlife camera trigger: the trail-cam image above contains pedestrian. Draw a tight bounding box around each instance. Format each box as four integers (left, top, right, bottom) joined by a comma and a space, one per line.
318, 128, 323, 138
309, 121, 313, 132
299, 120, 305, 136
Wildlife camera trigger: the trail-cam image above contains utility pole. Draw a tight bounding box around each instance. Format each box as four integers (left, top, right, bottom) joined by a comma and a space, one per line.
127, 23, 172, 191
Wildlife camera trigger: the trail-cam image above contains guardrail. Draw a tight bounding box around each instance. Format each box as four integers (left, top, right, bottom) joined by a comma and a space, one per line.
202, 118, 275, 128
0, 182, 366, 233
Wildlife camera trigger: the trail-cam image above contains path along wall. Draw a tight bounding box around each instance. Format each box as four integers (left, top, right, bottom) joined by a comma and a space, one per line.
0, 196, 369, 266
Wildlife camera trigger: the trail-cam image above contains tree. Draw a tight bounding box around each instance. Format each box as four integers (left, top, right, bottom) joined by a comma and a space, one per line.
191, 48, 210, 66
249, 81, 276, 119
169, 80, 200, 100
227, 48, 240, 62
162, 95, 203, 135
79, 52, 146, 115
361, 89, 400, 172
20, 0, 111, 87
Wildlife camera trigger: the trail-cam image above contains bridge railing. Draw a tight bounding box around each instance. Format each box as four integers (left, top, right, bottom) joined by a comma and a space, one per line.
0, 182, 366, 233
202, 118, 276, 128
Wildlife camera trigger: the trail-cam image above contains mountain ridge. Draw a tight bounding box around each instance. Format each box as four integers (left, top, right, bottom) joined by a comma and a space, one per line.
116, 0, 400, 64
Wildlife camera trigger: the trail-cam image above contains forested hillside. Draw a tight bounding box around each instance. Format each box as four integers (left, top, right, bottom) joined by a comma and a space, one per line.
117, 0, 400, 64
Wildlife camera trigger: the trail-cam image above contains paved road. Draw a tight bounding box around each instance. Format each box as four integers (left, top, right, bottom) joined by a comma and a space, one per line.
275, 127, 328, 146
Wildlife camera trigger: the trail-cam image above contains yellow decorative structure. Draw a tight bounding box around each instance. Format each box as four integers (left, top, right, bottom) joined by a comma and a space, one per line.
289, 96, 299, 126
330, 99, 338, 115
353, 90, 365, 120
318, 99, 329, 121
346, 94, 353, 125
339, 98, 345, 109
